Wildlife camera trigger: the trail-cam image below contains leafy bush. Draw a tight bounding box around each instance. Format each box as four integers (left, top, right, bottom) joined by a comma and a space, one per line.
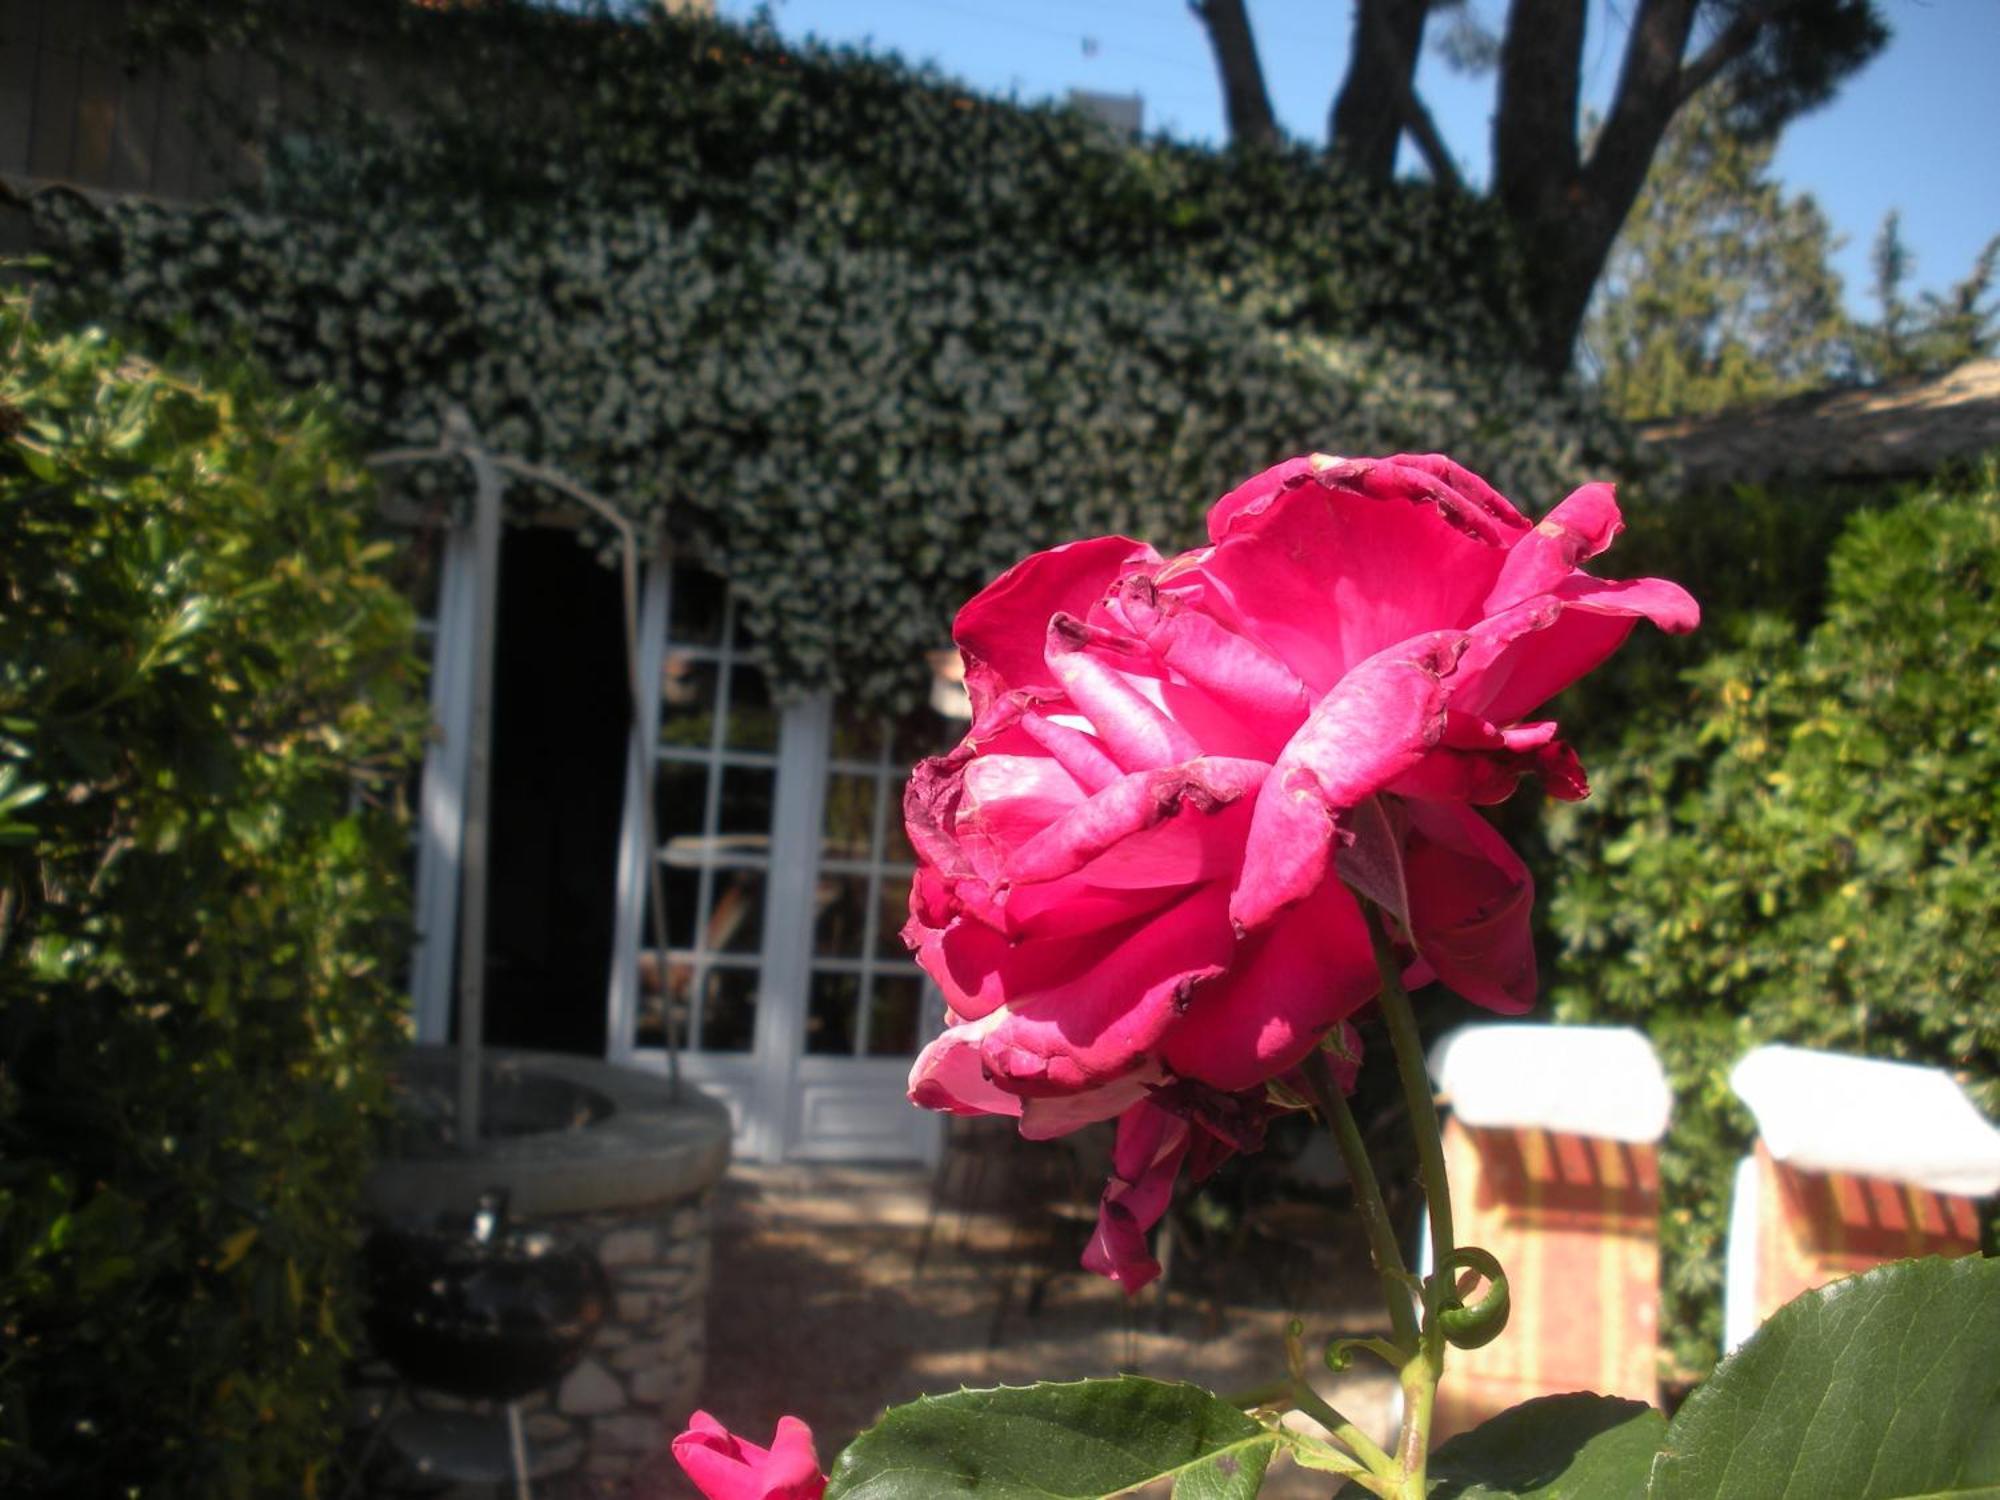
1553, 472, 1907, 749
1547, 460, 2000, 1374
0, 295, 426, 1496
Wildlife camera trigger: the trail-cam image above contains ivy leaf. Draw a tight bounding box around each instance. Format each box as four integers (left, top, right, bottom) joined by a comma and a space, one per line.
825, 1377, 1278, 1500
1427, 1393, 1663, 1498
1649, 1256, 2000, 1500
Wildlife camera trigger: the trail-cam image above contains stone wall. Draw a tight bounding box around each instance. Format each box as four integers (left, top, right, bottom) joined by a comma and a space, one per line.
543, 1189, 714, 1481
354, 1048, 731, 1494
349, 1185, 715, 1492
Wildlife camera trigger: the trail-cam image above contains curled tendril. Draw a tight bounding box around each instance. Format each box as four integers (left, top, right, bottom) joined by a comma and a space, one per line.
1324, 1335, 1407, 1374
1433, 1245, 1510, 1350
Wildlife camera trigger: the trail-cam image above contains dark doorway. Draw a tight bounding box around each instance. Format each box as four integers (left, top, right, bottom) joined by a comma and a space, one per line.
476, 525, 630, 1056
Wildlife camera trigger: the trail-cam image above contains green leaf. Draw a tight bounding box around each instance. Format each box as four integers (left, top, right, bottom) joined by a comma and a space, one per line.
1649, 1256, 2000, 1500
1428, 1393, 1663, 1498
825, 1377, 1278, 1500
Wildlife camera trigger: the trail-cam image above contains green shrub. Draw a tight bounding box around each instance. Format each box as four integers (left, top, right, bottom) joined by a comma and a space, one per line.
0, 294, 426, 1496
1547, 460, 2000, 1375
1553, 473, 1908, 751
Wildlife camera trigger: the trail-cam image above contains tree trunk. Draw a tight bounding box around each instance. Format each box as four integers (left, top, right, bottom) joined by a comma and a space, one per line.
1496, 0, 1703, 376
1189, 0, 1279, 148
1329, 0, 1434, 185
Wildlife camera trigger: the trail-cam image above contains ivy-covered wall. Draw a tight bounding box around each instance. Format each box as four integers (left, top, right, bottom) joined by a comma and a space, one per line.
32, 5, 1636, 712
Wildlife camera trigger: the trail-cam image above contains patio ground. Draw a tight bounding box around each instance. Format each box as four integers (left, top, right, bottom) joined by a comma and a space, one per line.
622, 1148, 1401, 1499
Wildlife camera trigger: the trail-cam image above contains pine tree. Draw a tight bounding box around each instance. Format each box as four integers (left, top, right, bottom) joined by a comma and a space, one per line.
1852, 212, 2000, 381
1582, 95, 1850, 420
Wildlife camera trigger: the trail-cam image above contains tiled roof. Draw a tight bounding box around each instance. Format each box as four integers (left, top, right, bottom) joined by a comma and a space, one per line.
1638, 360, 2000, 486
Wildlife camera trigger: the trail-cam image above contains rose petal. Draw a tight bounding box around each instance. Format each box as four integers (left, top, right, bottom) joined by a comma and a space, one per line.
1195, 455, 1522, 691
978, 883, 1234, 1095
1455, 574, 1700, 724
1018, 1065, 1165, 1140
1403, 801, 1536, 1014
907, 1010, 1020, 1119
1004, 758, 1266, 889
954, 754, 1088, 883
1046, 614, 1205, 771
1018, 708, 1125, 793
955, 535, 1161, 708
1163, 878, 1376, 1091
1384, 715, 1589, 804
1230, 632, 1461, 934
1483, 481, 1625, 613
1081, 1102, 1191, 1293
672, 1412, 826, 1500
1107, 574, 1311, 754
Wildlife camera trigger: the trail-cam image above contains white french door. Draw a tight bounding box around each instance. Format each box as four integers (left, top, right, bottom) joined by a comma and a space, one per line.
605, 556, 945, 1164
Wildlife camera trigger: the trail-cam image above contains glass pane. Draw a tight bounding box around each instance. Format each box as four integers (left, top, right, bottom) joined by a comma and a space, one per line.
660, 864, 699, 949
807, 971, 859, 1056
659, 655, 718, 750
655, 760, 708, 844
876, 880, 915, 960
813, 874, 869, 958
867, 974, 924, 1057
707, 869, 766, 955
821, 773, 876, 858
882, 796, 916, 867
892, 706, 960, 766
636, 951, 692, 1049
669, 568, 727, 648
717, 766, 775, 837
698, 965, 758, 1052
830, 714, 885, 763
726, 664, 778, 752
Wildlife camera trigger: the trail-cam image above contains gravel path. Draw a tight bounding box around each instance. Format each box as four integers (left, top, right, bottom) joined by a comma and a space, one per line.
624, 1152, 1400, 1499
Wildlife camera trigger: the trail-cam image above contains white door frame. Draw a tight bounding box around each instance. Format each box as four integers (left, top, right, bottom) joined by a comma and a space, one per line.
409, 522, 478, 1043
603, 536, 673, 1068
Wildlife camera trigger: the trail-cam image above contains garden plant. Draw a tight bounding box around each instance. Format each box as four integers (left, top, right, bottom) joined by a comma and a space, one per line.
672, 454, 2000, 1500
0, 294, 426, 1497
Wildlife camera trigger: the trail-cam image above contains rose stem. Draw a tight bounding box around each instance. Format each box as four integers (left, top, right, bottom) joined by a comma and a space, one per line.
1363, 902, 1456, 1295
1283, 1318, 1400, 1481
1362, 900, 1456, 1498
1301, 1049, 1419, 1353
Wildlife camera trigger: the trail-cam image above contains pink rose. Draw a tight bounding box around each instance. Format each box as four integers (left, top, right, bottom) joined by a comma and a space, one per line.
903, 454, 1697, 1286
671, 1412, 826, 1500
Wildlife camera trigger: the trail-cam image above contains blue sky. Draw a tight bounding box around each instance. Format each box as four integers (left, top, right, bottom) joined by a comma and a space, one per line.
717, 0, 1998, 318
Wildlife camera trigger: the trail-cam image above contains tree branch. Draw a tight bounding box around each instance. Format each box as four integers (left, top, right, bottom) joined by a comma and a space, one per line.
1675, 0, 1788, 107
1586, 0, 1701, 209
1329, 0, 1437, 188
1188, 0, 1279, 147
1355, 0, 1463, 194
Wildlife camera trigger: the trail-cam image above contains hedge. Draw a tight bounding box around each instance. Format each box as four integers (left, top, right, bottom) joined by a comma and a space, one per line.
1546, 460, 2000, 1375
0, 293, 426, 1496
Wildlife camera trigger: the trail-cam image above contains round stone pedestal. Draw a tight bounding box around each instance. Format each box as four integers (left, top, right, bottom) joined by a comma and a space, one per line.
361, 1047, 731, 1487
